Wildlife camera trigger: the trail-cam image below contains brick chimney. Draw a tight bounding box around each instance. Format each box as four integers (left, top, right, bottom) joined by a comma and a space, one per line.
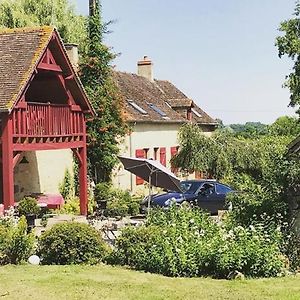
137, 56, 153, 82
65, 43, 79, 72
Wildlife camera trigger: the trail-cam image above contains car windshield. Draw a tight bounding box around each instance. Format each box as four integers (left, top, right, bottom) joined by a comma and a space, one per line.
180, 181, 203, 194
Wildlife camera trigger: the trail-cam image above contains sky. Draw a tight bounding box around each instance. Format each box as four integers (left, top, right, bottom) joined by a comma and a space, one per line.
74, 0, 297, 125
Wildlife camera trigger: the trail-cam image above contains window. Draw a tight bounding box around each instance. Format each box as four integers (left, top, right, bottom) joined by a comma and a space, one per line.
153, 147, 159, 160
148, 103, 167, 117
191, 108, 202, 118
143, 148, 149, 159
160, 147, 166, 166
135, 149, 145, 185
216, 184, 232, 194
128, 100, 148, 115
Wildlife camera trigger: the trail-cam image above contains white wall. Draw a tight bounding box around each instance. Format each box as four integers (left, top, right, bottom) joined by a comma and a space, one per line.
112, 122, 215, 195
14, 149, 74, 200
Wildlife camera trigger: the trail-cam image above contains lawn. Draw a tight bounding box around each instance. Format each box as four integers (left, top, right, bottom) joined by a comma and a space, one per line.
0, 265, 299, 300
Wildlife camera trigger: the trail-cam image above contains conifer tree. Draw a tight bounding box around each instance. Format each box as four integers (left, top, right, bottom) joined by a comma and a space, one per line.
79, 0, 127, 183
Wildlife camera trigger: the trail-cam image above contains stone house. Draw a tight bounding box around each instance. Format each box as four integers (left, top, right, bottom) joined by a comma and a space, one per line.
112, 56, 217, 194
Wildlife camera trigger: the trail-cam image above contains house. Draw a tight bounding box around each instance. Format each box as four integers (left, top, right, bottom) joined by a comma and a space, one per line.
0, 26, 93, 215
112, 56, 217, 193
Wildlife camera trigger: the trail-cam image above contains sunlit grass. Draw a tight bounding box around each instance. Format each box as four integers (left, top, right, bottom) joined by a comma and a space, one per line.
0, 264, 299, 299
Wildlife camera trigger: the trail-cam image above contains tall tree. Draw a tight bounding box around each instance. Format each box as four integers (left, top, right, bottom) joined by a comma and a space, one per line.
276, 1, 300, 115
0, 0, 87, 48
79, 0, 127, 183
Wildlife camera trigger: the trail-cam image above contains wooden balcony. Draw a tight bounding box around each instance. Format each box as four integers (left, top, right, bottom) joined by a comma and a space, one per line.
10, 102, 86, 151
12, 102, 84, 138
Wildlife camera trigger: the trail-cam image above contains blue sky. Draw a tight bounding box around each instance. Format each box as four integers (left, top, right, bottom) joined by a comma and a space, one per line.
74, 0, 297, 124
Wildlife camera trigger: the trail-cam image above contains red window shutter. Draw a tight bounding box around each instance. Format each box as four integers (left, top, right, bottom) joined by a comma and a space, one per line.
135, 149, 145, 185
170, 146, 178, 174
160, 147, 166, 167
195, 170, 203, 179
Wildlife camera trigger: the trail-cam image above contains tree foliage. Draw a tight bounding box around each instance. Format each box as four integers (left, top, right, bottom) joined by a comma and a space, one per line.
173, 123, 299, 218
79, 0, 127, 182
276, 1, 300, 114
0, 0, 87, 49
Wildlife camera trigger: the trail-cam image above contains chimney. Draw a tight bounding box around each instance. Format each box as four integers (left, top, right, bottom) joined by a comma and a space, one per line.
137, 56, 153, 82
65, 43, 79, 72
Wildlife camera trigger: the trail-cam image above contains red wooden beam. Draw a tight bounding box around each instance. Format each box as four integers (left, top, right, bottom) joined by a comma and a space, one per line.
2, 114, 15, 209
79, 123, 88, 216
37, 62, 62, 72
13, 140, 85, 151
13, 152, 22, 168
72, 149, 83, 166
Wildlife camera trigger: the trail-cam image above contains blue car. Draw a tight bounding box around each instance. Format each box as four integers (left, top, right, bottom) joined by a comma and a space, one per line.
141, 179, 233, 215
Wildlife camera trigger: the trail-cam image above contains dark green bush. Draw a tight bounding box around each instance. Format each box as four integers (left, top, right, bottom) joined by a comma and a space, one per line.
108, 206, 284, 278
0, 216, 34, 264
38, 222, 109, 265
94, 183, 139, 217
18, 197, 40, 216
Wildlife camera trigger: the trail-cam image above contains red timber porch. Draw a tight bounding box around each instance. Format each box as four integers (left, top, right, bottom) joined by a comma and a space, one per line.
0, 26, 94, 215
12, 102, 85, 150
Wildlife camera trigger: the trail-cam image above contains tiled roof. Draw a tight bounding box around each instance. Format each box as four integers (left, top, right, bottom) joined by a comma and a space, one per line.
0, 26, 53, 111
115, 72, 217, 125
0, 26, 93, 114
114, 72, 186, 123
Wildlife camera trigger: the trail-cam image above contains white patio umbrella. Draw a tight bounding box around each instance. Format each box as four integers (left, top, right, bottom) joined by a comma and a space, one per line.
118, 156, 182, 210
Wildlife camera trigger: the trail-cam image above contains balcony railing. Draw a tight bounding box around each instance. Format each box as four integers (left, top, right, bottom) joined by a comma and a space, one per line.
12, 102, 84, 138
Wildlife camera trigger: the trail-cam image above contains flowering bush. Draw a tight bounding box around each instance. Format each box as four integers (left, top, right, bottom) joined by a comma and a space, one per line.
108, 206, 285, 278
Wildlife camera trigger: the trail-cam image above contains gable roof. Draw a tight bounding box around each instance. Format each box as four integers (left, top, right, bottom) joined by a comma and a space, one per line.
0, 26, 93, 114
155, 80, 217, 125
115, 72, 186, 123
115, 71, 217, 125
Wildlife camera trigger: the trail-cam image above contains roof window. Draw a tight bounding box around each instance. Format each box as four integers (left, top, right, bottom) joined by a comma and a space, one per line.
148, 103, 167, 117
191, 108, 202, 118
127, 100, 148, 115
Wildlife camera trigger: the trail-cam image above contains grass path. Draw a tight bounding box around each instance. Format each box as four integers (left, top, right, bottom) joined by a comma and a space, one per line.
0, 265, 300, 299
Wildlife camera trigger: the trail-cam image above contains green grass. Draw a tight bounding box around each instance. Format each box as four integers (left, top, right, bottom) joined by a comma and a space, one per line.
0, 265, 299, 300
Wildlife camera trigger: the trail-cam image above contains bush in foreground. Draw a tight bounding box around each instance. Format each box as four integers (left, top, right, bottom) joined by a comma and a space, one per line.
0, 216, 34, 264
38, 222, 109, 265
108, 206, 285, 278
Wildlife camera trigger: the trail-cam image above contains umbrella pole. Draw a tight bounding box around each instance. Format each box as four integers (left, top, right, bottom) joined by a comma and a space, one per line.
148, 172, 152, 211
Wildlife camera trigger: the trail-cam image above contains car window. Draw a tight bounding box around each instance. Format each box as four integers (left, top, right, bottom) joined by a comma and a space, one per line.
180, 181, 203, 194
200, 183, 215, 195
216, 184, 232, 194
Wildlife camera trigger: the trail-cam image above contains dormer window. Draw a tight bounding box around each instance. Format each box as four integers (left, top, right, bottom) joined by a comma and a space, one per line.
127, 100, 148, 115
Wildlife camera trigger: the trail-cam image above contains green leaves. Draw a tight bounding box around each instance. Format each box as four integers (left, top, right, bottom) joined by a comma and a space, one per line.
38, 221, 109, 265
0, 0, 87, 51
80, 0, 127, 182
276, 1, 300, 113
110, 206, 284, 278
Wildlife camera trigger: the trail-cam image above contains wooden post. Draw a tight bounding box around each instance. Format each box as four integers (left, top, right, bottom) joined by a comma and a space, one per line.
79, 119, 88, 215
2, 114, 14, 209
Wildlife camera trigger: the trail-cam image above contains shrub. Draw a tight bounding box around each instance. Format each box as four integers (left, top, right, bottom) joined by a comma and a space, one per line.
108, 206, 284, 278
38, 222, 109, 265
0, 216, 34, 264
59, 169, 74, 200
59, 196, 95, 215
18, 197, 40, 216
94, 183, 139, 217
60, 196, 80, 215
